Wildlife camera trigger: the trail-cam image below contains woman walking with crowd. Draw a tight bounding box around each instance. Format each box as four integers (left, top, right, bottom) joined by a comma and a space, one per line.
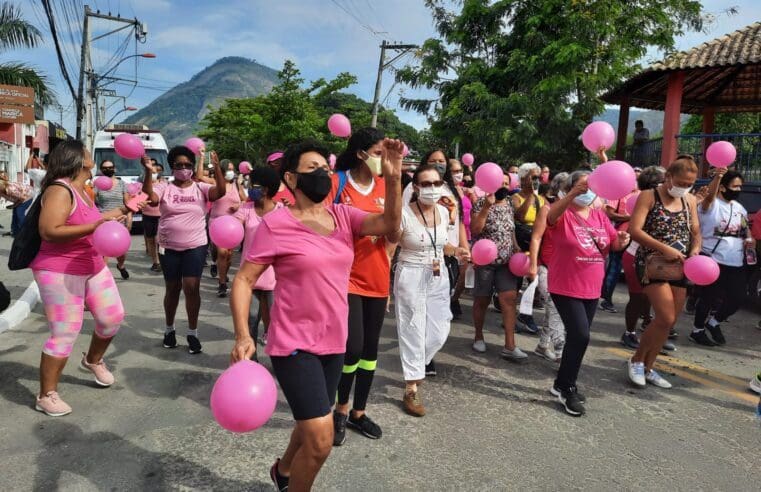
209, 160, 247, 298
94, 159, 131, 280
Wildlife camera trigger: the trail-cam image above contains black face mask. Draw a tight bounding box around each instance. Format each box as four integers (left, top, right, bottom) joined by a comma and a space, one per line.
296, 168, 332, 203
101, 169, 115, 177
494, 187, 510, 201
723, 189, 740, 201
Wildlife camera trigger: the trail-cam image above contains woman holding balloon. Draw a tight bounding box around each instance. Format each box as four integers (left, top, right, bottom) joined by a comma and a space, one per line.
209, 160, 247, 298
229, 138, 403, 492
628, 156, 701, 389
141, 147, 226, 355
30, 141, 129, 416
545, 169, 630, 416
94, 159, 131, 280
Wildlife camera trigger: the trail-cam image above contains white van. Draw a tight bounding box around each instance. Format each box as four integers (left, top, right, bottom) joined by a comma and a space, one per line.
92, 124, 169, 230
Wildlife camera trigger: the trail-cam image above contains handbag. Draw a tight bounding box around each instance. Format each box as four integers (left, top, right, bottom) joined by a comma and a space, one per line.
643, 253, 684, 282
8, 183, 71, 271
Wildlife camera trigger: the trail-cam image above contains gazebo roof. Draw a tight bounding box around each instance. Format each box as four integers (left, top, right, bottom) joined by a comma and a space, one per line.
602, 22, 761, 113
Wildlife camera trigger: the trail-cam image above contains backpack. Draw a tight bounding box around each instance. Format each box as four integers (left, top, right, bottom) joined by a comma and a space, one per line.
8, 182, 72, 271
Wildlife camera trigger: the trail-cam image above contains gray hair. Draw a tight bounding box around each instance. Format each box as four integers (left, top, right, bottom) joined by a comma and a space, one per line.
637, 165, 665, 190
548, 172, 569, 198
517, 162, 540, 178
562, 169, 591, 192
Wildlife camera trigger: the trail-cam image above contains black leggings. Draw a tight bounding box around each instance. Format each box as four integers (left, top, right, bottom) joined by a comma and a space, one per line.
551, 294, 598, 391
694, 263, 748, 328
336, 294, 387, 411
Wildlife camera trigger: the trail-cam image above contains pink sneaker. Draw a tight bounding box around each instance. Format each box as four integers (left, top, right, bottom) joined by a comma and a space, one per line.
35, 391, 72, 416
80, 353, 115, 387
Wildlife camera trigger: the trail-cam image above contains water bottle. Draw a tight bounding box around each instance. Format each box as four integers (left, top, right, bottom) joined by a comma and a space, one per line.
745, 241, 757, 266
464, 264, 475, 289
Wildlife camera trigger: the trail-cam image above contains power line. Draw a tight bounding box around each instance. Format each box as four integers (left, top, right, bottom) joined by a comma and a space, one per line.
329, 0, 385, 39
40, 0, 78, 101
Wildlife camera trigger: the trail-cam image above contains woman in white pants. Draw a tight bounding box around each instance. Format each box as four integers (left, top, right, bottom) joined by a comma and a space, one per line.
528, 173, 569, 362
395, 164, 469, 417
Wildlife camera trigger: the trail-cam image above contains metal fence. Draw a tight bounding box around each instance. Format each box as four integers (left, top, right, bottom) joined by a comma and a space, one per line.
624, 133, 761, 181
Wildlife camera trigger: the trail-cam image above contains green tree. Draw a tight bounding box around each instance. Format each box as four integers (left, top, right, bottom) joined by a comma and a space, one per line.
682, 113, 761, 135
0, 2, 55, 106
397, 0, 703, 169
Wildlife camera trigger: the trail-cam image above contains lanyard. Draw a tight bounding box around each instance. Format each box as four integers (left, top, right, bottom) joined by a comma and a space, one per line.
416, 201, 438, 258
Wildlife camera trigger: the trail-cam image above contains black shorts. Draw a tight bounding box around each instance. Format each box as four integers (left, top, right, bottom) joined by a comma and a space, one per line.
159, 245, 208, 281
142, 215, 159, 238
270, 351, 344, 421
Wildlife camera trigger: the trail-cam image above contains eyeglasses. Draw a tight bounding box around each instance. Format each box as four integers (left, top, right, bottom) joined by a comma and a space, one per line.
174, 162, 194, 169
418, 180, 444, 188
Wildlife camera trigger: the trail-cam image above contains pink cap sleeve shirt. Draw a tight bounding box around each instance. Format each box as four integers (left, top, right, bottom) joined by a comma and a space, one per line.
547, 208, 617, 299
246, 203, 368, 356
235, 202, 282, 291
154, 181, 212, 251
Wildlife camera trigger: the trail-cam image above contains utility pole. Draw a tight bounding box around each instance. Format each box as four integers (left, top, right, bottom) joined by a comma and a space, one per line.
370, 41, 418, 128
75, 6, 90, 142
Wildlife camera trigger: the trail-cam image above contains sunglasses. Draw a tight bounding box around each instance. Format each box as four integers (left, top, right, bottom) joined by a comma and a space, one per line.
174, 162, 194, 169
418, 180, 444, 188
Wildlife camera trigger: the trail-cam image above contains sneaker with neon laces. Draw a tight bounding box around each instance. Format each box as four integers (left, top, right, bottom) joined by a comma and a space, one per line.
646, 369, 672, 388
749, 373, 761, 395
347, 412, 382, 439
628, 359, 646, 387
35, 391, 72, 417
80, 353, 115, 387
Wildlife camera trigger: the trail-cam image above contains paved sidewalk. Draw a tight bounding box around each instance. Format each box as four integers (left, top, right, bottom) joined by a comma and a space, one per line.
0, 240, 760, 490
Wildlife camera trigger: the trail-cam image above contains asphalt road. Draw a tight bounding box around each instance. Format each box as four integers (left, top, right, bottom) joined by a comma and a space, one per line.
1, 238, 760, 491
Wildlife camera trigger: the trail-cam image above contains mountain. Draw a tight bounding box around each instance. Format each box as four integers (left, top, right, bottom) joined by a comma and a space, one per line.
123, 57, 280, 145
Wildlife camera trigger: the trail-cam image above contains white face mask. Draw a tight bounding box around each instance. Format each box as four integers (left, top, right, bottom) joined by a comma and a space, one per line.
151, 173, 158, 181
452, 172, 464, 184
573, 190, 597, 207
418, 186, 443, 205
667, 184, 691, 198
225, 170, 235, 181
365, 155, 382, 176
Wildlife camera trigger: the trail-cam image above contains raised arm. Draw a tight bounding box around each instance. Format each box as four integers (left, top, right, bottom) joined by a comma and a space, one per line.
700, 167, 727, 212
207, 151, 227, 202
548, 176, 588, 225
470, 195, 494, 236
140, 155, 159, 205
359, 138, 403, 240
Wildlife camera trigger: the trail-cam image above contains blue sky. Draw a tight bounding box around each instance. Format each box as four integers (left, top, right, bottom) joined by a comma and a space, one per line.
10, 0, 761, 136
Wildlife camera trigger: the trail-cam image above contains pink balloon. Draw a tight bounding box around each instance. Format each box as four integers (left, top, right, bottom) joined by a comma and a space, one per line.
588, 160, 637, 200
210, 360, 278, 433
329, 154, 337, 169
624, 192, 640, 215
93, 221, 131, 257
471, 239, 498, 266
474, 162, 504, 194
508, 252, 530, 277
402, 143, 409, 157
184, 137, 205, 155
508, 173, 520, 191
327, 114, 351, 138
209, 215, 244, 249
113, 133, 144, 160
461, 153, 474, 166
705, 141, 736, 168
93, 176, 113, 191
581, 121, 616, 153
684, 255, 720, 286
126, 182, 142, 195
238, 161, 252, 174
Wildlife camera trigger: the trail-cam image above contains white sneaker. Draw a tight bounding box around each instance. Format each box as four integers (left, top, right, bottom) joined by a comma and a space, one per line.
500, 346, 528, 361
472, 339, 487, 353
534, 344, 558, 362
628, 359, 646, 387
646, 369, 672, 389
749, 373, 761, 394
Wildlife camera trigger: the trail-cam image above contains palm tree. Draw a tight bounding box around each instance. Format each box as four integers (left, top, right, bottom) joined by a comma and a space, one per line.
0, 2, 55, 106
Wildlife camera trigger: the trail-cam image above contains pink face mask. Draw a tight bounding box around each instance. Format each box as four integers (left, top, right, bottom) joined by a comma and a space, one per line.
173, 169, 193, 182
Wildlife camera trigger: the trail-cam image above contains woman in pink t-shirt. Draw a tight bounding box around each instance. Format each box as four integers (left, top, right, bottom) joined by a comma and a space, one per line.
230, 139, 404, 491
233, 166, 281, 352
30, 141, 130, 417
546, 170, 629, 416
141, 147, 226, 355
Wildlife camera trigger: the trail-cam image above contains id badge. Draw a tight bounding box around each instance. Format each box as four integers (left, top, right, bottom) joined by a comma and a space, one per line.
432, 258, 441, 277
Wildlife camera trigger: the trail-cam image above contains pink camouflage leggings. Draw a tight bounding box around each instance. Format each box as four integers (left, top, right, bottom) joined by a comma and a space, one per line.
33, 267, 125, 358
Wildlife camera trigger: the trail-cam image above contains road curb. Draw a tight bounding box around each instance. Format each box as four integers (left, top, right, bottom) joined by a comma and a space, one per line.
0, 281, 40, 335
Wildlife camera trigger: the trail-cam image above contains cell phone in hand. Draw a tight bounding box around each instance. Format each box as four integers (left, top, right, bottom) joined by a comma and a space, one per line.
669, 240, 687, 253
126, 192, 149, 212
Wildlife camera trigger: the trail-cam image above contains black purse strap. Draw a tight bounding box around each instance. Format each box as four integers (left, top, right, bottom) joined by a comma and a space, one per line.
710, 202, 733, 256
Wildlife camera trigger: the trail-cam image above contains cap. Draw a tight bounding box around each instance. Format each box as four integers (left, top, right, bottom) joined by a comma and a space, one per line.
266, 152, 284, 163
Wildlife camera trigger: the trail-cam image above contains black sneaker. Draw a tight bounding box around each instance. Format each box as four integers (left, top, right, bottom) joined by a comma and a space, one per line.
689, 330, 717, 347
599, 300, 617, 313
333, 410, 347, 446
425, 360, 437, 377
347, 412, 382, 439
217, 283, 228, 298
450, 299, 462, 319
550, 383, 586, 403
210, 264, 218, 278
187, 335, 202, 354
150, 263, 161, 273
705, 323, 726, 345
516, 314, 539, 334
269, 459, 289, 492
117, 266, 130, 280
620, 331, 640, 349
554, 385, 585, 416
660, 340, 677, 354
162, 331, 177, 349
668, 328, 678, 340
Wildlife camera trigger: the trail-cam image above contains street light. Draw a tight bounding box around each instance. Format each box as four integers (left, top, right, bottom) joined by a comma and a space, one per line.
104, 106, 138, 128
95, 53, 157, 85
